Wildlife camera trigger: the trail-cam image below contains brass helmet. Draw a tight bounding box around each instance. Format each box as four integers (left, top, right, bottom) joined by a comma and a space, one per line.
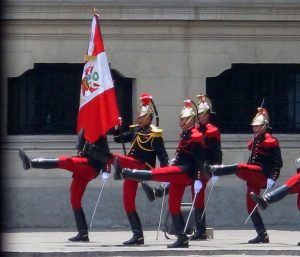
137, 93, 154, 118
196, 94, 214, 115
180, 97, 196, 118
295, 157, 300, 170
251, 107, 269, 126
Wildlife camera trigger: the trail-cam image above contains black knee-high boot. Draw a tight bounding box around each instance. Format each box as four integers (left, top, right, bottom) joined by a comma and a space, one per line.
190, 208, 207, 240
123, 211, 144, 245
203, 163, 237, 179
248, 211, 269, 244
264, 185, 290, 204
31, 158, 59, 169
19, 149, 58, 169
122, 169, 152, 181
250, 185, 290, 210
212, 164, 238, 176
69, 208, 89, 242
141, 182, 170, 202
167, 214, 189, 248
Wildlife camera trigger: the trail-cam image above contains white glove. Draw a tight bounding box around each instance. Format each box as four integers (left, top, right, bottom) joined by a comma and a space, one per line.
168, 158, 176, 166
267, 178, 275, 188
211, 176, 219, 184
295, 157, 300, 169
194, 180, 202, 194
101, 172, 110, 180
161, 182, 170, 189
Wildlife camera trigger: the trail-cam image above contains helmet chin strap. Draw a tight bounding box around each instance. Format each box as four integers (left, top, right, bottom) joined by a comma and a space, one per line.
181, 116, 195, 130
254, 124, 267, 137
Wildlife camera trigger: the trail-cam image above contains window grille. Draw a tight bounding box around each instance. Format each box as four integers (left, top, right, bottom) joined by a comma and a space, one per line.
7, 63, 133, 135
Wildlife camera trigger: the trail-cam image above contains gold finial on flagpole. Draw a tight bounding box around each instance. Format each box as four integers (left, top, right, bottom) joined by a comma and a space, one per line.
93, 8, 97, 15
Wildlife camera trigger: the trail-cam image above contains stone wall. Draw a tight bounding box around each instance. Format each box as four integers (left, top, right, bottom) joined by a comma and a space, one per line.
1, 134, 299, 228
1, 0, 300, 228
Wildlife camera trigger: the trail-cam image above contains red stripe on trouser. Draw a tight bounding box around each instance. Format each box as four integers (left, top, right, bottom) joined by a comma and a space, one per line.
57, 156, 98, 209
236, 163, 267, 213
169, 183, 186, 215
192, 178, 208, 209
123, 179, 139, 212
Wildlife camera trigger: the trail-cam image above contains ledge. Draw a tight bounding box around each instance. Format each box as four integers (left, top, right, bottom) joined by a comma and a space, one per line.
3, 0, 300, 21
1, 134, 300, 150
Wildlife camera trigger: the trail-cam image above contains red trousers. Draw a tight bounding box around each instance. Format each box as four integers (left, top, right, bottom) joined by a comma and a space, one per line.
148, 165, 193, 215
191, 178, 208, 209
235, 163, 267, 213
57, 156, 98, 209
110, 154, 148, 213
284, 172, 300, 211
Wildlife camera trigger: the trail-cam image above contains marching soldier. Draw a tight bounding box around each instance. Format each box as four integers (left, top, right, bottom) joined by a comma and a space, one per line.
116, 98, 206, 248
18, 135, 112, 242
250, 157, 300, 246
112, 93, 169, 246
190, 95, 222, 240
142, 95, 222, 241
203, 107, 283, 244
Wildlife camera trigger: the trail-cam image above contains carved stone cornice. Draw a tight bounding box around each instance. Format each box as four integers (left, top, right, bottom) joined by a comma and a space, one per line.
3, 0, 300, 21
3, 20, 300, 41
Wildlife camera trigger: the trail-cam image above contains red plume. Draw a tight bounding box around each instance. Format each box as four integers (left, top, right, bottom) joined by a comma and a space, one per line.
140, 93, 152, 106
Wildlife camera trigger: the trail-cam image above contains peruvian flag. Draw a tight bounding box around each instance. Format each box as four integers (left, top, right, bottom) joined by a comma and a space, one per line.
77, 14, 119, 143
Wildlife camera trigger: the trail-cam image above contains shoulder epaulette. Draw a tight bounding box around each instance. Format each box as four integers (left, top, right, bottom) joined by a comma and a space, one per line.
150, 124, 163, 137
191, 128, 203, 142
262, 133, 279, 148
205, 123, 220, 138
129, 124, 138, 130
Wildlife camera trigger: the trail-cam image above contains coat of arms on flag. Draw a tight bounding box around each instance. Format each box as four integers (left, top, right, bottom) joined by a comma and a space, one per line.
81, 64, 101, 97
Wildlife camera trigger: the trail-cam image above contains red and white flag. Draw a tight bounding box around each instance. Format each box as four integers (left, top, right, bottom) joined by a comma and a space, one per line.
77, 14, 119, 143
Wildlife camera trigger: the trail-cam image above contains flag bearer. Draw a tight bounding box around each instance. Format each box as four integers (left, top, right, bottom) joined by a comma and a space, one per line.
112, 93, 169, 246
19, 136, 112, 242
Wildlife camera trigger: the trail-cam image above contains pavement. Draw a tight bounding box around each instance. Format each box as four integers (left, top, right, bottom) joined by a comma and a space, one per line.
1, 226, 300, 257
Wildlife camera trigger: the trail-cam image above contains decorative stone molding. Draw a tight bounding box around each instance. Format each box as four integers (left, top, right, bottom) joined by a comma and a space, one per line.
3, 0, 300, 21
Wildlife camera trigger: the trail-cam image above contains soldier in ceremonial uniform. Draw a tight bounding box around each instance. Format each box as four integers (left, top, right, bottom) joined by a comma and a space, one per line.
116, 98, 206, 248
189, 95, 222, 240
203, 107, 283, 244
142, 95, 222, 241
250, 157, 300, 246
112, 93, 169, 246
18, 135, 112, 242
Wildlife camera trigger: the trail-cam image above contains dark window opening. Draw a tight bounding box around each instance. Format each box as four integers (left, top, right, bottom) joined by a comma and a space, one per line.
7, 63, 133, 135
207, 64, 300, 133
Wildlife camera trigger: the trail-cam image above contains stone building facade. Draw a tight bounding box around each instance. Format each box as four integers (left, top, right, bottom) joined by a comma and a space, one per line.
1, 0, 300, 228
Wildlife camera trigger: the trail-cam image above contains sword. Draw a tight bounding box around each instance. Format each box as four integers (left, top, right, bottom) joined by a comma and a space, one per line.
89, 180, 106, 228
184, 191, 198, 234
200, 180, 216, 222
244, 186, 270, 224
156, 187, 166, 240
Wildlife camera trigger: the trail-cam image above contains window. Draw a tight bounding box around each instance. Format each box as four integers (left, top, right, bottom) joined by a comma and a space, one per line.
7, 63, 133, 135
207, 64, 300, 133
